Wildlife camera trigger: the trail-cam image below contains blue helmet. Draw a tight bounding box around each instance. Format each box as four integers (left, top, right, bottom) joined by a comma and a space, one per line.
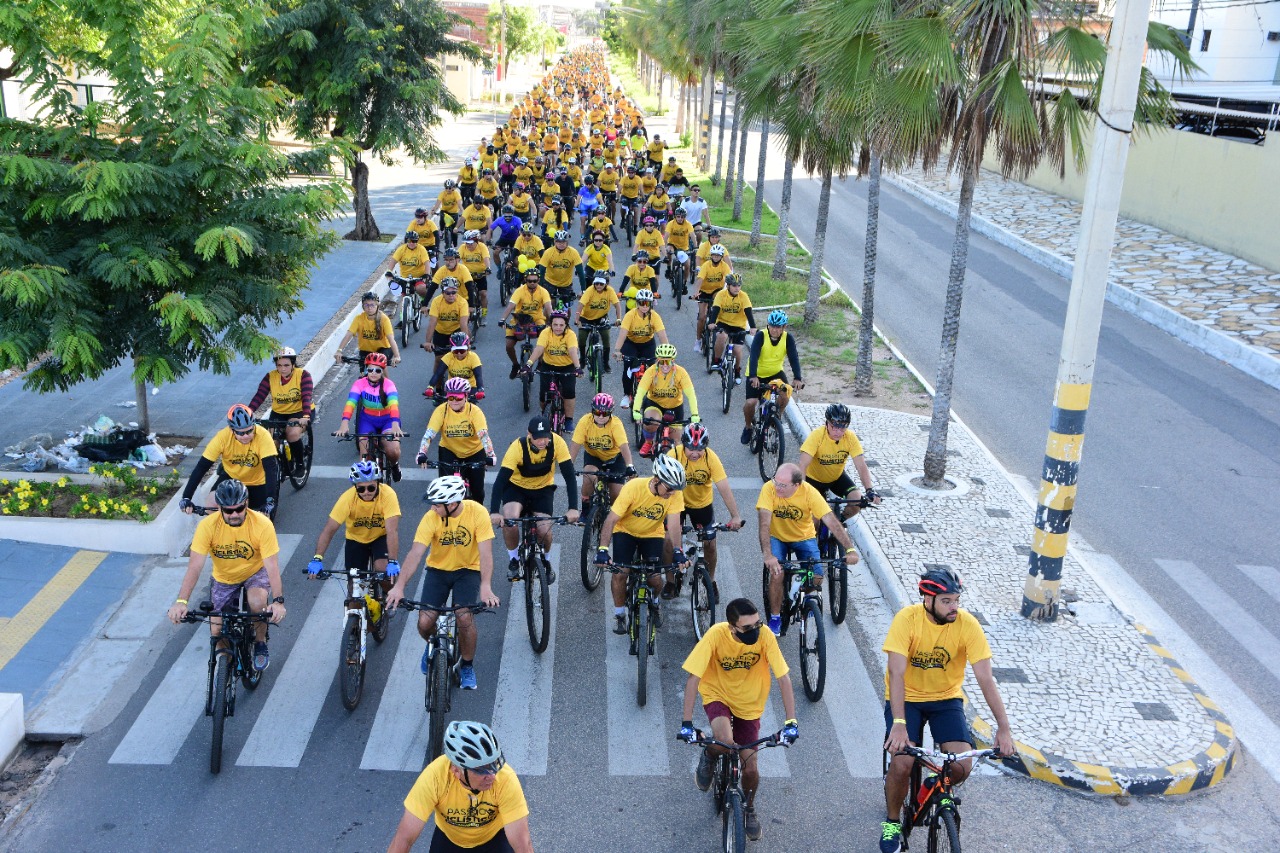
349, 460, 382, 484
767, 310, 789, 328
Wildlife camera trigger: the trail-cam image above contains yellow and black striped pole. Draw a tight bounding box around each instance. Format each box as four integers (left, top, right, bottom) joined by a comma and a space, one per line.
1022, 0, 1152, 620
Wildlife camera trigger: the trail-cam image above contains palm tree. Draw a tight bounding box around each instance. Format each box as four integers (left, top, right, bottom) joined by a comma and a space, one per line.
749, 118, 771, 246
771, 155, 795, 280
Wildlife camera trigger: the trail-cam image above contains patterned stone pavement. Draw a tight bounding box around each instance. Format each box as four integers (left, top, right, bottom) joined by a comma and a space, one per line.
890, 163, 1280, 359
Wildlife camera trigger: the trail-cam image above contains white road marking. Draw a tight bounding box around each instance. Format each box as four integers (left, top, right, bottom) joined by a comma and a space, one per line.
605, 568, 671, 776
361, 578, 433, 772
1238, 565, 1280, 607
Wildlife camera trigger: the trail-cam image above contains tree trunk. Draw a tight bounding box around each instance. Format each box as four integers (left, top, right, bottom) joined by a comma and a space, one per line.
724, 88, 741, 202
771, 156, 795, 281
675, 80, 687, 135
344, 157, 381, 241
134, 368, 151, 435
700, 62, 714, 173
749, 118, 770, 247
732, 111, 748, 221
854, 153, 882, 397
803, 171, 832, 324
921, 163, 977, 486
713, 69, 728, 187
656, 72, 664, 113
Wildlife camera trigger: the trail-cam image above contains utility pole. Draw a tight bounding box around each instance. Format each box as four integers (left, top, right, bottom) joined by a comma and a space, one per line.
499, 0, 507, 83
1184, 0, 1201, 49
1022, 0, 1152, 620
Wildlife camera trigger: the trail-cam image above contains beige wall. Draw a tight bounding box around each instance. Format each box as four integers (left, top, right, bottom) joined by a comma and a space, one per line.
989, 129, 1280, 272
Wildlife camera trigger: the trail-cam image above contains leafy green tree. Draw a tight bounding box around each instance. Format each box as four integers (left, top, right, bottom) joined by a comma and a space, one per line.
249, 0, 480, 240
487, 5, 536, 78
0, 0, 347, 431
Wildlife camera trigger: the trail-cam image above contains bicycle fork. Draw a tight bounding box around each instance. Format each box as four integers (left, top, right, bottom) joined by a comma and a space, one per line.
343, 600, 368, 666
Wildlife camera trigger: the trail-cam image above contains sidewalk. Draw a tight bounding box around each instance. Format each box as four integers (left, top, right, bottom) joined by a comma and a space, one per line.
887, 163, 1280, 391
784, 401, 1236, 795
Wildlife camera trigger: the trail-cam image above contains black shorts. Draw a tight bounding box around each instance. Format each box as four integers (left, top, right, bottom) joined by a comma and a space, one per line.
502, 483, 555, 516
429, 828, 513, 853
459, 185, 477, 202
884, 698, 972, 748
620, 338, 656, 363
214, 469, 271, 512
681, 503, 716, 536
611, 531, 665, 566
345, 536, 389, 570
745, 371, 787, 400
419, 568, 482, 611
539, 365, 577, 400
471, 274, 489, 293
440, 447, 489, 505
639, 398, 686, 425
807, 473, 857, 499
431, 331, 453, 354
696, 289, 720, 304
583, 453, 626, 475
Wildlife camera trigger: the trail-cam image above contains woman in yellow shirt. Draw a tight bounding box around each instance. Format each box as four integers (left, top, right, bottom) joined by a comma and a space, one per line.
631, 342, 700, 456
568, 391, 635, 509
417, 377, 497, 503
611, 289, 668, 409
579, 230, 614, 289
524, 310, 582, 427
335, 291, 401, 365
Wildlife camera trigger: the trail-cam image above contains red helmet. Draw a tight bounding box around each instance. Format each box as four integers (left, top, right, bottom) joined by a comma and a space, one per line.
364, 352, 389, 369
681, 423, 709, 449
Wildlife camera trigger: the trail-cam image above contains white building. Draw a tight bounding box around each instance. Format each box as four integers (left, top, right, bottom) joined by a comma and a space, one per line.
1149, 0, 1280, 85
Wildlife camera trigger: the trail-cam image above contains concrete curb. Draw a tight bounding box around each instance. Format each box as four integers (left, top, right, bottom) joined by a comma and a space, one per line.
883, 171, 1280, 392
0, 693, 22, 767
783, 401, 1238, 796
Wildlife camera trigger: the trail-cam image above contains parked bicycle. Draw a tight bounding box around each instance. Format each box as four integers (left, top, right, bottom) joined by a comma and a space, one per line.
818, 494, 877, 625
748, 379, 788, 482
576, 468, 634, 591
306, 563, 392, 711
578, 318, 616, 395
385, 271, 424, 349
684, 731, 788, 853
761, 557, 843, 701
504, 515, 577, 654
887, 745, 1001, 852
607, 558, 674, 706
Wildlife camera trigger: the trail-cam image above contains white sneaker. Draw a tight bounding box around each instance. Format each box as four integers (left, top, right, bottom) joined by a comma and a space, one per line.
693, 341, 702, 354
621, 395, 632, 409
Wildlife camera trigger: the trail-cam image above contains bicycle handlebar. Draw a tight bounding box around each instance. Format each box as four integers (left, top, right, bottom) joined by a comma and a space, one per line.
501, 515, 580, 527
574, 468, 633, 483
397, 601, 493, 614
897, 746, 1001, 762
684, 730, 787, 751
681, 521, 738, 536
306, 567, 390, 582
334, 432, 401, 441
422, 459, 491, 470
181, 606, 273, 625
607, 561, 679, 574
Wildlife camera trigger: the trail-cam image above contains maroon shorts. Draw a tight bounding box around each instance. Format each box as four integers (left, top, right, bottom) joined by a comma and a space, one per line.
210, 567, 270, 612
703, 701, 760, 747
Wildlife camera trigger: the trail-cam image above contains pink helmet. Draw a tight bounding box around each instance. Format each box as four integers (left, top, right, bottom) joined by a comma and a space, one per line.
444, 377, 471, 397
592, 392, 614, 413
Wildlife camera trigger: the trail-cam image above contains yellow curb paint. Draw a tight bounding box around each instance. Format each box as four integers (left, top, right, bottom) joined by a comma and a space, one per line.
0, 550, 107, 671
1071, 762, 1122, 795
1164, 760, 1200, 795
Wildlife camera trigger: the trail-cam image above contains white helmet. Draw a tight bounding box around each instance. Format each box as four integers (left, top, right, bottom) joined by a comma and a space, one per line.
652, 454, 687, 490
633, 288, 654, 302
426, 476, 469, 505
443, 720, 505, 771
709, 244, 726, 257
464, 230, 480, 242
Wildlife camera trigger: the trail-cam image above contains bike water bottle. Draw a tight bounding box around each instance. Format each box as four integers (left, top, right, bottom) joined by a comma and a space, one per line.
788, 573, 803, 601
365, 594, 382, 625
918, 774, 938, 807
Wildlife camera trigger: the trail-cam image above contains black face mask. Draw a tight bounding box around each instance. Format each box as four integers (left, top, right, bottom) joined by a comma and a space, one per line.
735, 626, 760, 645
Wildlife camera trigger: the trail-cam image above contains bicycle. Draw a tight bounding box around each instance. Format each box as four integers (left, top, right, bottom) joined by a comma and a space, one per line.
532, 366, 576, 433
306, 563, 392, 711
620, 353, 654, 406
619, 199, 638, 245
747, 379, 789, 482
702, 322, 718, 373
668, 252, 689, 311
761, 557, 843, 701
708, 327, 742, 415
887, 745, 1001, 852
397, 600, 491, 763
632, 410, 688, 459
818, 494, 877, 625
506, 319, 543, 412
180, 594, 273, 774
503, 515, 577, 654
684, 731, 788, 853
385, 271, 424, 349
335, 432, 393, 479
578, 318, 616, 395
607, 558, 674, 706
576, 467, 633, 591
677, 522, 734, 640
257, 414, 314, 492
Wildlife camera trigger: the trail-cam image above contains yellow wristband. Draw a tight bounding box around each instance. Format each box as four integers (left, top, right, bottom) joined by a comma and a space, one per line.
176, 598, 188, 605
893, 718, 907, 725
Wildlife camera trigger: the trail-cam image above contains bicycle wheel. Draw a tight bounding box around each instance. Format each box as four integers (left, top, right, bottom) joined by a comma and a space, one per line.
289, 422, 314, 490
411, 293, 423, 333
704, 329, 716, 373
634, 602, 650, 706
210, 652, 231, 774
673, 268, 684, 311
799, 597, 826, 701
339, 613, 365, 711
399, 297, 411, 349
521, 367, 532, 412
690, 564, 716, 640
722, 787, 746, 853
579, 502, 604, 591
371, 582, 391, 643
426, 652, 450, 763
929, 808, 961, 853
525, 554, 550, 653
720, 358, 734, 414
825, 539, 849, 625
757, 415, 785, 482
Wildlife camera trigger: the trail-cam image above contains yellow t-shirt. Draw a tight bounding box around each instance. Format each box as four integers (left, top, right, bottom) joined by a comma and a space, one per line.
572, 414, 628, 462
639, 175, 658, 195
509, 192, 535, 217
427, 401, 489, 458
437, 188, 463, 214
267, 370, 305, 416
541, 208, 572, 234
622, 264, 657, 291
349, 312, 394, 353
461, 205, 492, 232
440, 351, 482, 385
539, 246, 582, 289
406, 218, 439, 247
682, 621, 789, 720
635, 363, 694, 410
433, 264, 474, 287
412, 499, 495, 573
697, 241, 730, 265
800, 428, 865, 484
500, 434, 571, 491
583, 244, 612, 273
577, 285, 620, 322
711, 287, 752, 330
587, 215, 613, 236
882, 604, 992, 702
327, 485, 402, 545
457, 165, 478, 187
660, 162, 680, 182
514, 234, 545, 260
535, 327, 578, 368
458, 242, 491, 276
634, 228, 664, 260
192, 510, 281, 585
428, 294, 470, 336
665, 220, 694, 251
508, 285, 552, 326
610, 476, 684, 539
393, 244, 430, 278
696, 259, 731, 295
402, 756, 528, 848
647, 140, 666, 162
645, 192, 671, 213
755, 480, 831, 543
202, 426, 277, 487
477, 177, 500, 200
673, 446, 727, 511
620, 308, 665, 344
597, 170, 619, 191
619, 175, 642, 199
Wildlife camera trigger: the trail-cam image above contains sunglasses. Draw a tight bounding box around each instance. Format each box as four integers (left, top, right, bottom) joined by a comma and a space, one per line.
365, 367, 384, 375
232, 428, 255, 437
220, 504, 247, 515
446, 393, 467, 401
355, 484, 379, 494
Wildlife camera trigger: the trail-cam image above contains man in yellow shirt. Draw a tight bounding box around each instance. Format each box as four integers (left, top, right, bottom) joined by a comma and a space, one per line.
646, 134, 666, 168
797, 402, 881, 520
429, 180, 463, 247
306, 460, 401, 617
634, 217, 666, 283
756, 463, 858, 635
524, 310, 582, 426
423, 278, 470, 365
457, 159, 479, 205
538, 231, 583, 303
181, 403, 281, 516
500, 271, 554, 378
430, 249, 475, 303
417, 376, 496, 502
694, 243, 733, 349
678, 597, 798, 842
708, 274, 755, 381
489, 417, 580, 581
513, 222, 545, 263
618, 164, 642, 227
663, 207, 696, 289
335, 291, 401, 365
393, 231, 431, 282
458, 231, 492, 314
460, 197, 493, 237
632, 342, 700, 456
880, 568, 1015, 853
406, 208, 439, 254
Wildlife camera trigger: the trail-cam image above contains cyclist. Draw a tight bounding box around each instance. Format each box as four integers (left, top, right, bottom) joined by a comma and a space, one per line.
506, 185, 535, 228
707, 273, 755, 384
306, 461, 400, 603
428, 179, 463, 247
429, 247, 475, 305
659, 154, 680, 184
574, 272, 623, 366
490, 204, 524, 259
742, 310, 804, 445
513, 222, 545, 264
458, 230, 492, 316
798, 402, 881, 520
682, 185, 710, 244
595, 454, 687, 636
597, 162, 620, 228
646, 133, 666, 169
695, 226, 729, 266
880, 568, 1015, 853
677, 597, 798, 842
645, 182, 673, 227
393, 231, 431, 283
180, 404, 279, 517
386, 720, 532, 853
575, 175, 604, 239
168, 479, 284, 673
619, 251, 657, 303
500, 270, 553, 379
457, 158, 479, 205
247, 347, 312, 477
612, 288, 667, 410
537, 230, 582, 307
634, 216, 666, 286
335, 291, 401, 367
569, 392, 636, 511
523, 308, 583, 428
335, 352, 405, 483
417, 377, 497, 504
490, 415, 580, 580
631, 342, 700, 457
638, 167, 658, 200
426, 332, 485, 401
387, 477, 500, 690
476, 168, 502, 216
693, 243, 732, 352
618, 164, 642, 228
667, 425, 743, 598
405, 209, 440, 266
461, 197, 494, 243
540, 196, 572, 242
662, 206, 695, 289
756, 463, 858, 635
580, 230, 614, 290
423, 277, 470, 377
585, 205, 614, 247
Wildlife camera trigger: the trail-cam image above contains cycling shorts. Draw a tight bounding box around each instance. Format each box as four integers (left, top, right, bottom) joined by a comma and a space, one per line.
357, 413, 399, 436
807, 473, 857, 500
345, 536, 389, 571
502, 484, 555, 516
539, 363, 577, 400
428, 828, 513, 853
583, 452, 626, 473
681, 504, 716, 536
213, 468, 270, 513
745, 371, 787, 401
639, 398, 686, 427
611, 531, 665, 566
439, 447, 489, 506
884, 698, 972, 748
419, 567, 482, 612
717, 327, 749, 346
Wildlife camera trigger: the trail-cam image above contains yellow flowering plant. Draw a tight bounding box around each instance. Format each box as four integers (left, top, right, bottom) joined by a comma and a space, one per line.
0, 465, 181, 522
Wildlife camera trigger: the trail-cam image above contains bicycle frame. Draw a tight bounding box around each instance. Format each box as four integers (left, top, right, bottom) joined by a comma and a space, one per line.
891, 746, 998, 849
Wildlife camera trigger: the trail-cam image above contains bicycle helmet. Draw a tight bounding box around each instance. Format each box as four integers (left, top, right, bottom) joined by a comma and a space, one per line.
682, 423, 709, 449
709, 244, 726, 257
464, 230, 480, 242
655, 343, 677, 360
634, 288, 654, 302
502, 204, 515, 215
554, 230, 570, 241
444, 179, 456, 189
404, 231, 419, 242
227, 403, 255, 431
441, 277, 460, 292
584, 174, 595, 184
415, 207, 428, 216
275, 347, 297, 362
364, 352, 389, 369
767, 309, 789, 327
825, 403, 852, 427
626, 164, 637, 172
707, 227, 721, 237
443, 376, 471, 397
349, 460, 381, 484
426, 476, 470, 506
483, 168, 494, 176
725, 273, 743, 288
652, 453, 687, 490
632, 252, 647, 263
443, 248, 460, 260
520, 222, 534, 233
674, 206, 686, 216
517, 157, 528, 165
548, 308, 569, 323
551, 196, 563, 205
213, 478, 249, 508
642, 216, 656, 225
919, 567, 963, 597
592, 273, 609, 285
592, 392, 614, 413
449, 331, 471, 352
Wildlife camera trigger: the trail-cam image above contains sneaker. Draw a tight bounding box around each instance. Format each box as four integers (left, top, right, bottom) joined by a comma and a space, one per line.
481, 307, 488, 318
390, 464, 402, 483
695, 751, 714, 791
420, 645, 430, 675
639, 439, 654, 458
768, 614, 782, 636
620, 395, 632, 409
507, 557, 521, 581
661, 581, 677, 600
739, 427, 752, 445
693, 340, 702, 354
253, 642, 270, 672
735, 376, 742, 386
458, 663, 478, 690
563, 417, 573, 432
541, 554, 556, 585
509, 364, 520, 379
879, 821, 903, 853
603, 364, 612, 374
613, 614, 628, 635
744, 807, 762, 841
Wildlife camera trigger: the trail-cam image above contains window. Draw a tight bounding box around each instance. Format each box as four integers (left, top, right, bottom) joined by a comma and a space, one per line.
1200, 30, 1212, 52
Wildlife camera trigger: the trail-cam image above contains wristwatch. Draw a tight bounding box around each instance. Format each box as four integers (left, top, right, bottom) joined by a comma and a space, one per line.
272, 596, 285, 604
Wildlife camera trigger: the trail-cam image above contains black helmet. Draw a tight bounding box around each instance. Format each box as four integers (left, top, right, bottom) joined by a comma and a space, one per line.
502, 204, 515, 215
214, 478, 249, 508
404, 231, 419, 242
919, 568, 963, 598
825, 403, 851, 427
444, 248, 460, 260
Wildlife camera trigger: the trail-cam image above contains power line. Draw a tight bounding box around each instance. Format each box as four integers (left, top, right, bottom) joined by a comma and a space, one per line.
1151, 0, 1279, 11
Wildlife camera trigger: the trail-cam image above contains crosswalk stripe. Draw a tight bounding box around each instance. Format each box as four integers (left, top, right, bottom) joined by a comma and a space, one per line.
362, 573, 432, 772
1155, 559, 1280, 685
492, 545, 561, 776
605, 574, 671, 776
109, 628, 209, 765
1237, 565, 1280, 606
